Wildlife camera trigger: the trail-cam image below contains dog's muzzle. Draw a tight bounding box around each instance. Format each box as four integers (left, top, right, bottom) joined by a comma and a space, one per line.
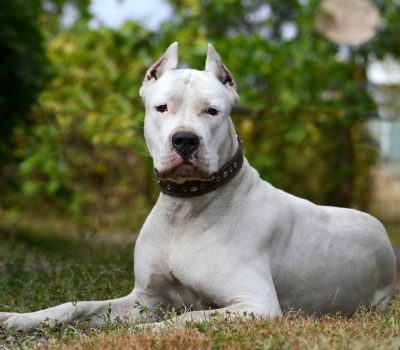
154, 137, 244, 197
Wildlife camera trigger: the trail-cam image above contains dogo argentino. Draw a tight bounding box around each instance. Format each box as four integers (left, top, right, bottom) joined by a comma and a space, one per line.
0, 43, 396, 331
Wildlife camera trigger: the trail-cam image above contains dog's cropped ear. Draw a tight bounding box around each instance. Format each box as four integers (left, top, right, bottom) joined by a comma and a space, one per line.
205, 43, 237, 91
143, 42, 178, 83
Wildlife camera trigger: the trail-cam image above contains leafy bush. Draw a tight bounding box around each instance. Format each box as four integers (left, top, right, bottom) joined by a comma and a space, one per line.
0, 0, 47, 164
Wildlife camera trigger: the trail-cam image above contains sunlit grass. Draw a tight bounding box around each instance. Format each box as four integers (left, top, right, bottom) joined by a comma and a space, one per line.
1, 296, 398, 350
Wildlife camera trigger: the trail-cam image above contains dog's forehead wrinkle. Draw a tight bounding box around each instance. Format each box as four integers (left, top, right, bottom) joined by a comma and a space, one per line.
163, 69, 227, 95
148, 71, 231, 112
186, 76, 234, 110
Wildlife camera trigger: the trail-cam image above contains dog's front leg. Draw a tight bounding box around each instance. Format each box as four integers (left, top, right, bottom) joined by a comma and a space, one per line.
142, 301, 283, 330
0, 289, 156, 331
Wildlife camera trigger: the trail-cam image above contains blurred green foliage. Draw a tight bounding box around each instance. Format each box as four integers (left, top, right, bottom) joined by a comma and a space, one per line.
16, 24, 157, 227
365, 0, 400, 58
1, 0, 399, 230
0, 0, 90, 178
0, 0, 47, 165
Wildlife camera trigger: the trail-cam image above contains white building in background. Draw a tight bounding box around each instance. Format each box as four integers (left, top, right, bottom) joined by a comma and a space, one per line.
368, 57, 400, 178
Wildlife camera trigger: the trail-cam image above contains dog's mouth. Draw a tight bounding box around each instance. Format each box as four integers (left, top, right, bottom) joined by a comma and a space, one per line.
156, 150, 213, 182
156, 163, 212, 181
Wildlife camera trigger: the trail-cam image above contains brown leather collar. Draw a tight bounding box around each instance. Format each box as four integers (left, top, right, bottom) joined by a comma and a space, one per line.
154, 137, 244, 197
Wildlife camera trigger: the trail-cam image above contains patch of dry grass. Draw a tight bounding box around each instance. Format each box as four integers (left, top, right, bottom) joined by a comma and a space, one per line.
32, 294, 400, 350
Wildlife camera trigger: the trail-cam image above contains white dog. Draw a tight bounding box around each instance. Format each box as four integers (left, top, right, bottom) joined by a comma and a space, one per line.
0, 43, 396, 331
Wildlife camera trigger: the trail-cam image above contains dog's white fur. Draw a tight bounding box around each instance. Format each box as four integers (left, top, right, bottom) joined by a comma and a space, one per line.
0, 43, 396, 331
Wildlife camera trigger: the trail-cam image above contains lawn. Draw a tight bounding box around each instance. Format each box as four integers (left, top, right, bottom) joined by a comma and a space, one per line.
0, 223, 399, 349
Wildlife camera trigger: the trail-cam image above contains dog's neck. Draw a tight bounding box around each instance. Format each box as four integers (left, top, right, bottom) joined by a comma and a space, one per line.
155, 159, 256, 227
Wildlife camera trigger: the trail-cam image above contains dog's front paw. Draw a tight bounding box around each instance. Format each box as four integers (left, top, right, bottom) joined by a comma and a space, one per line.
0, 313, 38, 331
0, 312, 18, 324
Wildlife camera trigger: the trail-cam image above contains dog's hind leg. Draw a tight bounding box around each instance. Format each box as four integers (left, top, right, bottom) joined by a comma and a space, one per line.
370, 285, 396, 312
0, 289, 154, 331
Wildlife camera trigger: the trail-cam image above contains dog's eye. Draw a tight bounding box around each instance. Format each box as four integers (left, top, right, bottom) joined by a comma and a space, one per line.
206, 107, 218, 116
155, 104, 168, 113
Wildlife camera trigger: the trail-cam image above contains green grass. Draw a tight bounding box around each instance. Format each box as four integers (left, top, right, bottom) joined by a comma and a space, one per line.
0, 223, 399, 349
0, 226, 134, 314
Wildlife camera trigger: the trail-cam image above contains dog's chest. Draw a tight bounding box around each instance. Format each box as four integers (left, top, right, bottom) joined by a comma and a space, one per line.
164, 270, 218, 311
163, 230, 233, 309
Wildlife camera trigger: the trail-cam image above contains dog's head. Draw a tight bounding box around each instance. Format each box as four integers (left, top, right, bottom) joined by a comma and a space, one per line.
139, 43, 239, 183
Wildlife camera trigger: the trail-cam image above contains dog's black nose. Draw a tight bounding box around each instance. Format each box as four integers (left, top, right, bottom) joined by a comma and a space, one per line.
172, 131, 200, 158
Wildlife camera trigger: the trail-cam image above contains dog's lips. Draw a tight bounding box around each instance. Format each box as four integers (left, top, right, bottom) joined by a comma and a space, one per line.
155, 150, 212, 180
157, 164, 211, 180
